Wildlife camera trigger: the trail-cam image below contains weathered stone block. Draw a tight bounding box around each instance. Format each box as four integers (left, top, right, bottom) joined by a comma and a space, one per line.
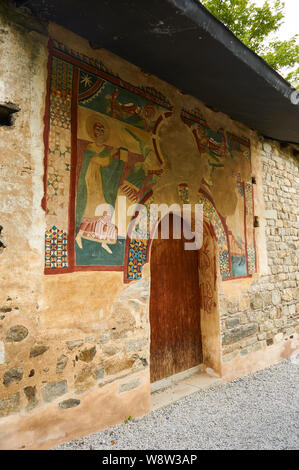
42, 381, 67, 403
66, 340, 83, 350
265, 210, 277, 219
96, 366, 104, 380
30, 345, 49, 357
264, 319, 275, 330
0, 341, 6, 364
250, 294, 263, 310
240, 348, 249, 357
102, 344, 120, 356
6, 325, 28, 342
245, 336, 258, 347
119, 377, 141, 393
258, 333, 266, 341
272, 290, 281, 305
222, 350, 239, 363
79, 346, 96, 362
269, 307, 277, 319
24, 386, 39, 410
222, 324, 258, 345
263, 292, 272, 306
98, 333, 109, 344
252, 342, 262, 352
133, 356, 148, 370
74, 367, 96, 394
281, 289, 293, 301
227, 301, 239, 314
56, 354, 68, 373
274, 333, 284, 344
285, 327, 295, 336
256, 311, 265, 323
59, 399, 80, 410
289, 304, 296, 315
3, 366, 23, 387
239, 295, 250, 311
225, 317, 240, 329
104, 356, 135, 376
0, 393, 20, 418
125, 338, 147, 353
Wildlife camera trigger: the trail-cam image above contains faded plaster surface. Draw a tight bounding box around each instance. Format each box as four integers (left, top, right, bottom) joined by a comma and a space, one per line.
0, 370, 150, 450
0, 3, 298, 450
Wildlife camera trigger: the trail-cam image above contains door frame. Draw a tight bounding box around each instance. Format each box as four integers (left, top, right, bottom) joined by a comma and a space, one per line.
148, 211, 222, 383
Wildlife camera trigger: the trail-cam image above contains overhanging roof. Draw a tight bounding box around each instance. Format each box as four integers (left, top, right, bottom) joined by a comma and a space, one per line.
15, 0, 299, 144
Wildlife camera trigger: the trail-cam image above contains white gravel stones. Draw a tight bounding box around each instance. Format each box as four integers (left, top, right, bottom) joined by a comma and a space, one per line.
54, 359, 298, 450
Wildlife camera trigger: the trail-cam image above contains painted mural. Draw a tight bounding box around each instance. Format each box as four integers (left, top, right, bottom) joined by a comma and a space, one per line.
181, 112, 256, 280
75, 69, 166, 267
44, 40, 256, 281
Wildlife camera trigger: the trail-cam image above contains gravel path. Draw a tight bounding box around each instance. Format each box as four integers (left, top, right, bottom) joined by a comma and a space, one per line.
55, 358, 299, 450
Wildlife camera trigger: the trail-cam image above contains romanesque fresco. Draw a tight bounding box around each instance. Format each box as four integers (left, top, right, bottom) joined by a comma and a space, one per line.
44, 40, 170, 275
181, 112, 256, 279
75, 70, 166, 267
44, 40, 256, 281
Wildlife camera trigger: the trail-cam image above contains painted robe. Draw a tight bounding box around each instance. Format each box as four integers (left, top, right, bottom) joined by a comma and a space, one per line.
75, 143, 123, 243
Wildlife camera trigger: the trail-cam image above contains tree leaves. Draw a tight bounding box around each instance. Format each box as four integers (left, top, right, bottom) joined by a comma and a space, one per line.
201, 0, 299, 86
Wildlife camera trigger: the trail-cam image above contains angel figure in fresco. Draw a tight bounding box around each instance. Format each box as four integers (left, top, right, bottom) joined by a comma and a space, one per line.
109, 88, 157, 132
75, 114, 162, 254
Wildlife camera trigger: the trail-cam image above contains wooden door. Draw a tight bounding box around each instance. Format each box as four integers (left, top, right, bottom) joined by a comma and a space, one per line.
150, 214, 202, 383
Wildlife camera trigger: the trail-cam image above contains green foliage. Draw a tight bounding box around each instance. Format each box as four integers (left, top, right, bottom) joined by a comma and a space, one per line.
124, 415, 133, 423
201, 0, 299, 84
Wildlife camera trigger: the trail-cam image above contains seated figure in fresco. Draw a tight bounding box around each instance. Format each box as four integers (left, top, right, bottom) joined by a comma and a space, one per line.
75, 116, 123, 253
75, 114, 162, 255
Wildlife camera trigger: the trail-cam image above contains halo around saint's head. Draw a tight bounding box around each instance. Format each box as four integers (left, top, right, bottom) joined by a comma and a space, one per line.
86, 113, 110, 142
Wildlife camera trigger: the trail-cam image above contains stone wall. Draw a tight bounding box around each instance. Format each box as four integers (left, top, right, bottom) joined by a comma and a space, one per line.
0, 3, 48, 419
220, 142, 298, 368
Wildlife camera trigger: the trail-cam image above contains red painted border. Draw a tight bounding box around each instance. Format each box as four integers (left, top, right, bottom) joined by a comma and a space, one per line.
243, 181, 249, 276
41, 39, 52, 212
67, 66, 79, 269
44, 266, 124, 275
251, 183, 257, 272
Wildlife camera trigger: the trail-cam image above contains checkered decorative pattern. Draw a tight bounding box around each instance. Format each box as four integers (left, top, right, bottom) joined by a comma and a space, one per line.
45, 226, 68, 269
50, 57, 73, 130
127, 239, 148, 280
45, 55, 72, 266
